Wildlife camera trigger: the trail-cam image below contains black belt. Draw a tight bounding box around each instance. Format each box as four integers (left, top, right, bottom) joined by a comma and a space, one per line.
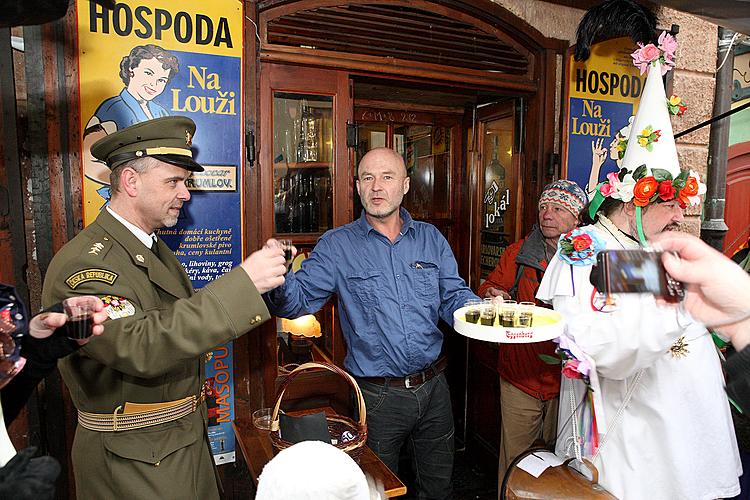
360, 357, 448, 389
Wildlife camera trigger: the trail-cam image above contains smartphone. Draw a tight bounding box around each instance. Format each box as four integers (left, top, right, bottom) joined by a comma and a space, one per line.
590, 249, 684, 302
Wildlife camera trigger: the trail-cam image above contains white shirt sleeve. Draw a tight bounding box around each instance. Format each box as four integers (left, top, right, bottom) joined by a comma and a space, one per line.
538, 250, 690, 380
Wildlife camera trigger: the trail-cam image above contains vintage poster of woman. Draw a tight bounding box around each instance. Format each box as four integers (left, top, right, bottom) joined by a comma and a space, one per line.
75, 0, 245, 465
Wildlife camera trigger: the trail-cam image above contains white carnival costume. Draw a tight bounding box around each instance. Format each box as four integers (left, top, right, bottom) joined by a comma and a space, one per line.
538, 33, 741, 499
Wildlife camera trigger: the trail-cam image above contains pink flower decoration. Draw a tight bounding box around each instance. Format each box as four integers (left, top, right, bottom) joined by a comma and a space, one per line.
631, 43, 658, 75
600, 182, 615, 197
658, 32, 677, 58
640, 44, 660, 62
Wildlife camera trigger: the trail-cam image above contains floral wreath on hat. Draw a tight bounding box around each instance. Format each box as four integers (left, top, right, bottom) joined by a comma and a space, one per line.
594, 164, 705, 211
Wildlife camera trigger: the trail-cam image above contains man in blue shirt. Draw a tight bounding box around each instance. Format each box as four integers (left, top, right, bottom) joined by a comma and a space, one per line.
265, 147, 478, 499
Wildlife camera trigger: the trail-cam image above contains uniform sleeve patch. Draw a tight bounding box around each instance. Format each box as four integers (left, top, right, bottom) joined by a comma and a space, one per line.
101, 295, 136, 319
65, 269, 119, 289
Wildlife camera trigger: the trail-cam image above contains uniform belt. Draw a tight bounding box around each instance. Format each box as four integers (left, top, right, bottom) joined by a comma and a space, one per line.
77, 383, 207, 432
360, 357, 448, 389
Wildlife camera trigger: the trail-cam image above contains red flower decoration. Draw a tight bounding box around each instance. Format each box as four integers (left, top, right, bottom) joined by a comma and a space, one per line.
562, 360, 582, 379
633, 176, 658, 207
677, 176, 700, 207
572, 234, 592, 251
657, 180, 676, 201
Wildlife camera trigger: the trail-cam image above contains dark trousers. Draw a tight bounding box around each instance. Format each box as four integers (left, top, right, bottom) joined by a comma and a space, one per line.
358, 372, 454, 500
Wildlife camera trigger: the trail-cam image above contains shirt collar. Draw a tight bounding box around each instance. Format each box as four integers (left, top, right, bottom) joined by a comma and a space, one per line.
106, 206, 156, 249
357, 207, 414, 237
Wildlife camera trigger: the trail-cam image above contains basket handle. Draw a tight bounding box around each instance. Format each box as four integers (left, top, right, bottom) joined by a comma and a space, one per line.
270, 362, 366, 432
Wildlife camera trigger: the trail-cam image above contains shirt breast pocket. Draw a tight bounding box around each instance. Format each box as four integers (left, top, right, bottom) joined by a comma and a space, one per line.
412, 261, 440, 302
346, 269, 382, 308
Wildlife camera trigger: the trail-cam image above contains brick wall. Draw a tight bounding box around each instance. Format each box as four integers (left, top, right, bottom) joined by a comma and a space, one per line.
494, 0, 719, 235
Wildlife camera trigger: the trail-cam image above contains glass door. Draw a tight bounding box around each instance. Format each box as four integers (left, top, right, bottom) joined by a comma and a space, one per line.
261, 64, 351, 245
472, 101, 523, 285
273, 93, 334, 235
353, 107, 459, 237
260, 64, 352, 375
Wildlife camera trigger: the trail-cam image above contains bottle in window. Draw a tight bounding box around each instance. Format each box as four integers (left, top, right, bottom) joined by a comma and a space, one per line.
274, 175, 288, 233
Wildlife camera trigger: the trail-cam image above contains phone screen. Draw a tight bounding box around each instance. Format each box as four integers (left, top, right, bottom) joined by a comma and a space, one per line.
595, 249, 684, 301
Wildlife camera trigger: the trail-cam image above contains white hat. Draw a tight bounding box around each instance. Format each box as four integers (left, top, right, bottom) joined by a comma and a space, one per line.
589, 31, 706, 227
620, 59, 680, 179
256, 441, 371, 500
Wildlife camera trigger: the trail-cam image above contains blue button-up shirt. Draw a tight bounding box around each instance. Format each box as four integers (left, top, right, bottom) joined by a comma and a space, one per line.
265, 208, 478, 377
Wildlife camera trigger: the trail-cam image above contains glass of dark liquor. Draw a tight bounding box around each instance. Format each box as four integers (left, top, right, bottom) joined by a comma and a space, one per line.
516, 302, 535, 328
278, 239, 294, 269
464, 299, 481, 324
500, 300, 517, 328
63, 297, 97, 340
480, 298, 497, 327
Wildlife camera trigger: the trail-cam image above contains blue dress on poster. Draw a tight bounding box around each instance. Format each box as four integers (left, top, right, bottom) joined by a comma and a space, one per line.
94, 88, 170, 129
567, 98, 633, 197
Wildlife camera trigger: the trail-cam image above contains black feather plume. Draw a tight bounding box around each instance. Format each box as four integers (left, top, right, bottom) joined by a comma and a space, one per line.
574, 0, 658, 61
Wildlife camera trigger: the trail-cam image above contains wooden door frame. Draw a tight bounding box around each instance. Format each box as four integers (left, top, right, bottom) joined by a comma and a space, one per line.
469, 101, 524, 290
244, 0, 567, 415
724, 141, 750, 256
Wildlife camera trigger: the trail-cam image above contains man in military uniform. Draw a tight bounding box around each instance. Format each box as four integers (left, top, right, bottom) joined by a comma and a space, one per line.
42, 116, 286, 499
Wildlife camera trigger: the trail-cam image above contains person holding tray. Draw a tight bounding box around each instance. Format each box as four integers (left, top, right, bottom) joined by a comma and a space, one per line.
478, 179, 587, 485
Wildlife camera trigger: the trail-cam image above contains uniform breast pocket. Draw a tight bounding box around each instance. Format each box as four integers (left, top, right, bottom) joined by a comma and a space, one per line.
412, 261, 440, 302
346, 269, 382, 308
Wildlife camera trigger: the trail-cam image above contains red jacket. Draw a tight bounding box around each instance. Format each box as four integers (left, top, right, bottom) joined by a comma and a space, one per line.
477, 226, 561, 400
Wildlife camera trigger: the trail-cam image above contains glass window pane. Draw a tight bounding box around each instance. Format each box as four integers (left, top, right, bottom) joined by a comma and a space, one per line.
273, 93, 333, 234
398, 125, 451, 220
479, 118, 515, 278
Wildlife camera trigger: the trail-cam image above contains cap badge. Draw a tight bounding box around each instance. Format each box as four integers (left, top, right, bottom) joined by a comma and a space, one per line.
185, 130, 193, 147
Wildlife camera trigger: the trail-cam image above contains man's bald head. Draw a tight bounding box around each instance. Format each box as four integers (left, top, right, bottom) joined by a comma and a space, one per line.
356, 147, 410, 221
357, 147, 407, 178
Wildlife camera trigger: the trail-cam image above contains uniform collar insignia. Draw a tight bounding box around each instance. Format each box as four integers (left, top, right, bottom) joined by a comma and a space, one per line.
89, 242, 105, 255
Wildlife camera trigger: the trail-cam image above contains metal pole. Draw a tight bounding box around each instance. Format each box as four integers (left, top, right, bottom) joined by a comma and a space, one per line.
700, 27, 735, 250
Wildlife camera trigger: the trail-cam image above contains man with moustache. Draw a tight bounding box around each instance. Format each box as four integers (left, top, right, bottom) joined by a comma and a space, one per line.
265, 147, 478, 500
537, 49, 740, 497
42, 116, 287, 499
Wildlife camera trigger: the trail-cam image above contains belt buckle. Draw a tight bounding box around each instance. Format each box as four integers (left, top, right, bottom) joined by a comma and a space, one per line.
404, 371, 424, 389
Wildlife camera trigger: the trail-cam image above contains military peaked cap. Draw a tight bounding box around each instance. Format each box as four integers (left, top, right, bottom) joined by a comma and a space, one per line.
91, 116, 203, 172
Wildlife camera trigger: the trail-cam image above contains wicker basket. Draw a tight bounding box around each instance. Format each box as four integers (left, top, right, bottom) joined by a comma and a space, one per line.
269, 362, 368, 461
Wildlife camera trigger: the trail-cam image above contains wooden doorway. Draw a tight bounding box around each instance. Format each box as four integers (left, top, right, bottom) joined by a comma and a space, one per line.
725, 142, 750, 256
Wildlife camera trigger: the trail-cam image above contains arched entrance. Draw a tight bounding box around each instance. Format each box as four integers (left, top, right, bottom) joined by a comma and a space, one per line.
247, 0, 567, 492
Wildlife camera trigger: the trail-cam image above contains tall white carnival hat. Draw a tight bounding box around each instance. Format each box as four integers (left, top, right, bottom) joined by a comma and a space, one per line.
588, 31, 705, 244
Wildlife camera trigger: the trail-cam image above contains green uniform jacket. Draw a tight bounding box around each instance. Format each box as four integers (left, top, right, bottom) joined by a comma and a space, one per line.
42, 209, 270, 499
